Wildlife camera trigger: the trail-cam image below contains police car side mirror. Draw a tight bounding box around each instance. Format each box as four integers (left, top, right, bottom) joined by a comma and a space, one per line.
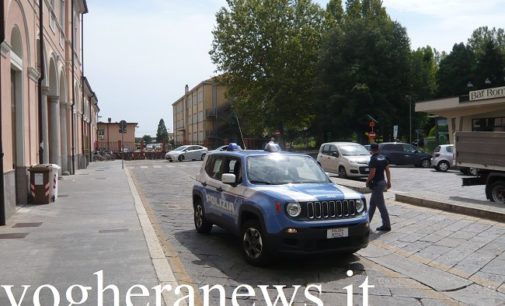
222, 173, 236, 185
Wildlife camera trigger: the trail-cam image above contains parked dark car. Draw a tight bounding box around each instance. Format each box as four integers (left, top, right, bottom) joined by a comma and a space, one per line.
378, 142, 431, 168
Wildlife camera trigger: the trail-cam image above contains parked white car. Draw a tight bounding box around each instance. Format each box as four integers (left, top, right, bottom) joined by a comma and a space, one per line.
165, 145, 208, 162
316, 142, 371, 178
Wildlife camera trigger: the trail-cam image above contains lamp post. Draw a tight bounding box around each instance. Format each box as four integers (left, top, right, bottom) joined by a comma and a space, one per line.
406, 95, 412, 144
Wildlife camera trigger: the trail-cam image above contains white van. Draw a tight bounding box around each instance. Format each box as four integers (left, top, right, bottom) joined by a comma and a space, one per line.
316, 142, 371, 178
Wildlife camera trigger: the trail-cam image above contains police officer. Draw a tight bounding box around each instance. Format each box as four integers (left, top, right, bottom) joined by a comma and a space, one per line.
366, 143, 392, 231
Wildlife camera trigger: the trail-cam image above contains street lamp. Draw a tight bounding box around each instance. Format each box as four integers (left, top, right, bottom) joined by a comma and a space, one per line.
406, 95, 412, 144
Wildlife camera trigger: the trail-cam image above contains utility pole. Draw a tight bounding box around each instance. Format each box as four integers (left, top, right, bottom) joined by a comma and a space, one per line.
409, 98, 412, 144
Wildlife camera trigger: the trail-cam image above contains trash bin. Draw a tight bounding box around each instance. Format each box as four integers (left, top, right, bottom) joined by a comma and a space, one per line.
28, 164, 54, 204
50, 164, 61, 201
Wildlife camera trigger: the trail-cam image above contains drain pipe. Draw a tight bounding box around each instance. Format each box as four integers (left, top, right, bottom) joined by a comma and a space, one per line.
83, 13, 93, 163
70, 0, 76, 174
37, 0, 45, 164
0, 0, 6, 225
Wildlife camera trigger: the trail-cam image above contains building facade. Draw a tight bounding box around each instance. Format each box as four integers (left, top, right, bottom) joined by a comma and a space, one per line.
1, 0, 98, 223
97, 121, 137, 153
172, 77, 230, 148
416, 86, 505, 144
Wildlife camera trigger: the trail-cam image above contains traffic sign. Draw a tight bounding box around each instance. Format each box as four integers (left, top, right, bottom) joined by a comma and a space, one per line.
119, 120, 127, 134
368, 131, 376, 137
369, 121, 375, 128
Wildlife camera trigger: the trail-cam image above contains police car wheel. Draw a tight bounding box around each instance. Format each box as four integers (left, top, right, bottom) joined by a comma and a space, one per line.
201, 153, 206, 161
178, 155, 185, 162
194, 200, 212, 233
241, 220, 270, 266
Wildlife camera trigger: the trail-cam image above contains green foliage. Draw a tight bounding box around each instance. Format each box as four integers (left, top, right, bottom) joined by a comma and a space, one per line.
210, 0, 326, 136
142, 135, 152, 144
314, 0, 412, 143
156, 119, 169, 143
437, 27, 505, 97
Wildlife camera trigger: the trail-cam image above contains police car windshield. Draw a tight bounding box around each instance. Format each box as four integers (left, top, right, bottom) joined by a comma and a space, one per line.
339, 144, 369, 156
247, 155, 329, 185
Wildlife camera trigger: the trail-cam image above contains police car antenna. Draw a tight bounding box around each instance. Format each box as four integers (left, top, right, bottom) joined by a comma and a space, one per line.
233, 110, 246, 150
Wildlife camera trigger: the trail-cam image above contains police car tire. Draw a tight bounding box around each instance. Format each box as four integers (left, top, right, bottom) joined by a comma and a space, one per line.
194, 200, 212, 233
178, 155, 185, 162
241, 220, 270, 266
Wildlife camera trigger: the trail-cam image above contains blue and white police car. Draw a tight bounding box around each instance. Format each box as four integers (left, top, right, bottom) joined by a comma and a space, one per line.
192, 144, 370, 265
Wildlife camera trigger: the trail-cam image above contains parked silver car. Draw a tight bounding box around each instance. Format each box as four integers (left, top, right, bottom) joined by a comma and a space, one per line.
431, 144, 454, 172
165, 145, 208, 162
316, 142, 370, 178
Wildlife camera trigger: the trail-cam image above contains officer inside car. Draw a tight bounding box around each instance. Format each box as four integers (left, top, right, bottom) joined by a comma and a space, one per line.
366, 143, 392, 232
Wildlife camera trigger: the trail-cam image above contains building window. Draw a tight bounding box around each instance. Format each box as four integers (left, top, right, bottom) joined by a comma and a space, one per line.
98, 129, 105, 140
473, 117, 505, 132
60, 0, 65, 26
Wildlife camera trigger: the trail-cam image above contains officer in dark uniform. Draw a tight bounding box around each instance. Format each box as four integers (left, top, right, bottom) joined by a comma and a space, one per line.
366, 143, 392, 231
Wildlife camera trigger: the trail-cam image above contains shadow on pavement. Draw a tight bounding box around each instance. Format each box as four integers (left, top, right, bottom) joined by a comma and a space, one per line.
174, 228, 366, 286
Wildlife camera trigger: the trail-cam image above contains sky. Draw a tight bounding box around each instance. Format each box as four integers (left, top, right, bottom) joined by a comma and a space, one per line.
83, 0, 505, 137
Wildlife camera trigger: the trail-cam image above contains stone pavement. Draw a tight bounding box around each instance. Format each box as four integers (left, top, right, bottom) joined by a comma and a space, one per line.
330, 175, 505, 223
331, 176, 505, 305
0, 160, 177, 306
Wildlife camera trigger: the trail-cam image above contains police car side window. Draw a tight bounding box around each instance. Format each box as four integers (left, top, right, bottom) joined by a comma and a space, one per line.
204, 156, 215, 175
212, 158, 224, 180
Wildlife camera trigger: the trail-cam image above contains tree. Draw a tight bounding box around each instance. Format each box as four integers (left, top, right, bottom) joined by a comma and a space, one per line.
210, 0, 326, 137
142, 135, 152, 144
436, 43, 476, 97
314, 0, 412, 142
156, 119, 169, 143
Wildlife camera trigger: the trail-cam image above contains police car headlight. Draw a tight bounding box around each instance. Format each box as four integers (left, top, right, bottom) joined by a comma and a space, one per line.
355, 199, 365, 213
286, 202, 301, 217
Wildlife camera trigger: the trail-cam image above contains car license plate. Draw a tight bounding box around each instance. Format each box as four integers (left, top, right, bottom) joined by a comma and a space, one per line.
327, 227, 349, 239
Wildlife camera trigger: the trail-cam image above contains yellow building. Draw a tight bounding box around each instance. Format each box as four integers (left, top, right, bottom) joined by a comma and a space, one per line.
172, 77, 230, 148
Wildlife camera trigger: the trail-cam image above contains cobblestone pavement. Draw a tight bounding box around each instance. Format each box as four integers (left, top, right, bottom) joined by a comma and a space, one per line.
332, 166, 488, 202
127, 159, 505, 305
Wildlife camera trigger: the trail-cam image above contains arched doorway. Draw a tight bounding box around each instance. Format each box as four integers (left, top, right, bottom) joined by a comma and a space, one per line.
47, 58, 61, 167
59, 71, 68, 174
10, 26, 26, 205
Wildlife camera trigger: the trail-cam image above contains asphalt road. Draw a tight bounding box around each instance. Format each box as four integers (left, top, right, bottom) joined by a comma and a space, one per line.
127, 159, 505, 306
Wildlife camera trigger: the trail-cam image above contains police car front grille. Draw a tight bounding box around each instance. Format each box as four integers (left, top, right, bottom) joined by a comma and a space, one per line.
304, 200, 357, 219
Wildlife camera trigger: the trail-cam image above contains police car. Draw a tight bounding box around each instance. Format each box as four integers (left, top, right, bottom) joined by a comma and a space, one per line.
192, 143, 370, 265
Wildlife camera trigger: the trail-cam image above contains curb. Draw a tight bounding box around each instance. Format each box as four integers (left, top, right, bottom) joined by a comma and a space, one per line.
395, 193, 505, 223
125, 168, 180, 306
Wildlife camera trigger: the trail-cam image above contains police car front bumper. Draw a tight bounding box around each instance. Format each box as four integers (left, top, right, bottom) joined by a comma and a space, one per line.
267, 222, 370, 255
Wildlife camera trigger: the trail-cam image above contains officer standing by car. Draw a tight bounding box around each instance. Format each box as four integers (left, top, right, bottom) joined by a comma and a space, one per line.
366, 143, 392, 231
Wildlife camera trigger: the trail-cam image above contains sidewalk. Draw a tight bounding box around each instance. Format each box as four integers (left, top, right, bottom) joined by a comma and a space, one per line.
0, 160, 175, 306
